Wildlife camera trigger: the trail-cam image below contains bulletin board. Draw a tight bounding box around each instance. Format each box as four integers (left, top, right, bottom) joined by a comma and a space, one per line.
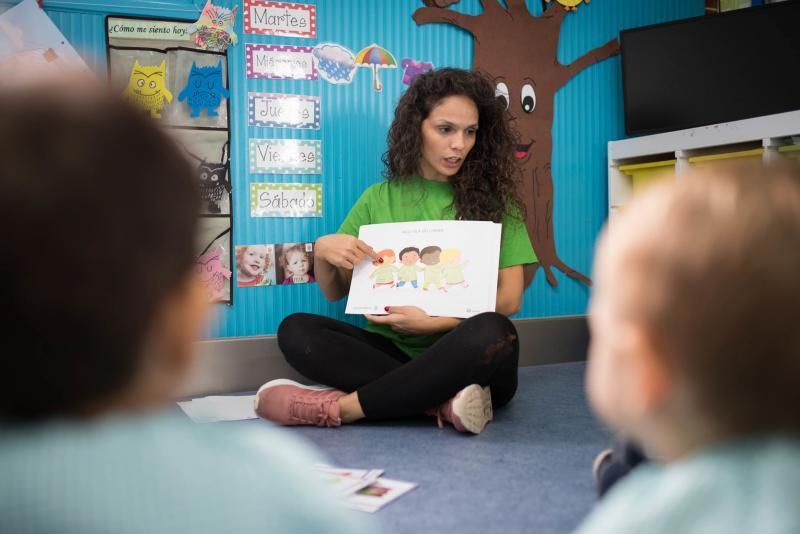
32, 0, 704, 339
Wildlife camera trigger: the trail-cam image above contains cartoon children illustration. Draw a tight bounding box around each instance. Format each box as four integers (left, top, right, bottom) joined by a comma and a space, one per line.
279, 243, 315, 285
396, 246, 423, 288
420, 245, 446, 292
369, 249, 397, 289
441, 248, 469, 288
236, 244, 273, 287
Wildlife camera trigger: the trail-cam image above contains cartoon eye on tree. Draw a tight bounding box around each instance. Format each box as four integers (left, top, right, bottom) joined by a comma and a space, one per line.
413, 0, 619, 287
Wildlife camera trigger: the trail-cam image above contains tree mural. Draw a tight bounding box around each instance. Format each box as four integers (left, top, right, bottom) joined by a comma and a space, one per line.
414, 0, 619, 287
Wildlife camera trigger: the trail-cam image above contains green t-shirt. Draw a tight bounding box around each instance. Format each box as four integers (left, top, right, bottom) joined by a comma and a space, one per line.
338, 175, 537, 357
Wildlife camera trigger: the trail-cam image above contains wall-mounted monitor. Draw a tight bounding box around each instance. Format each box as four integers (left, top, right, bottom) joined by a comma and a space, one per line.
621, 1, 800, 136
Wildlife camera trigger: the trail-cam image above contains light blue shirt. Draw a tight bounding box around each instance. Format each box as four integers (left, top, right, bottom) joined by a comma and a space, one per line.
0, 412, 375, 534
576, 437, 800, 534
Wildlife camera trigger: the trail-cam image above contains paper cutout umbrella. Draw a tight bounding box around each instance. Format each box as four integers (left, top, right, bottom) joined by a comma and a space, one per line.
355, 44, 397, 92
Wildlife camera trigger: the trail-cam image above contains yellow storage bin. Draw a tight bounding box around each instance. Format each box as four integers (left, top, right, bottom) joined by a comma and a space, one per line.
618, 160, 676, 192
688, 148, 763, 167
778, 145, 800, 160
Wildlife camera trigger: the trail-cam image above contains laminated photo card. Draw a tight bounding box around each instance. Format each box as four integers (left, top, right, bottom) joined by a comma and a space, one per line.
344, 478, 418, 513
345, 221, 501, 318
313, 465, 383, 498
235, 244, 276, 287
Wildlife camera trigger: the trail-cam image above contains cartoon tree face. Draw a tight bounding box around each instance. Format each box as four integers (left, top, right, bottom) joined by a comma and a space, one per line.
414, 0, 619, 287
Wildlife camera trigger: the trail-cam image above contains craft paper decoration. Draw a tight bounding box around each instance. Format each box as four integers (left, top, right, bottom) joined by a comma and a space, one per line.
196, 217, 232, 303
178, 60, 229, 118
312, 43, 357, 84
195, 246, 232, 302
193, 142, 230, 214
0, 0, 89, 87
248, 92, 320, 129
345, 221, 501, 318
235, 244, 277, 287
275, 242, 315, 285
245, 43, 317, 80
187, 0, 238, 52
249, 138, 322, 174
546, 0, 587, 11
250, 183, 322, 217
122, 60, 173, 118
355, 43, 397, 92
400, 58, 434, 86
244, 0, 317, 38
414, 0, 619, 287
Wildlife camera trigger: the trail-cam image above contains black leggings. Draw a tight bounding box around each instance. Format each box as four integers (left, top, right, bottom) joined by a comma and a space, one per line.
277, 312, 519, 419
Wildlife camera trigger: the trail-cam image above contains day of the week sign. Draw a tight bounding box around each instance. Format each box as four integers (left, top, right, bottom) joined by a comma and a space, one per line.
249, 139, 322, 174
250, 183, 322, 217
248, 93, 320, 129
246, 44, 317, 80
107, 18, 191, 41
243, 0, 317, 38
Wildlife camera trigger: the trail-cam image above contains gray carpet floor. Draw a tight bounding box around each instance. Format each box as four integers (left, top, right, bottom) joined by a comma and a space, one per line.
253, 361, 610, 534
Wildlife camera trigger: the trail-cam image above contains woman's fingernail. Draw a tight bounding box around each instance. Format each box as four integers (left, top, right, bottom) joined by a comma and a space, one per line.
384, 306, 390, 312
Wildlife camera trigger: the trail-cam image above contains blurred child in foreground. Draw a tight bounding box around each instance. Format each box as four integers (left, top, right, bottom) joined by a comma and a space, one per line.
0, 80, 373, 534
577, 162, 800, 533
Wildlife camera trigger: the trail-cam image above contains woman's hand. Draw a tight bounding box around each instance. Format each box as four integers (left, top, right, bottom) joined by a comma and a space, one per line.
315, 233, 379, 270
365, 306, 461, 335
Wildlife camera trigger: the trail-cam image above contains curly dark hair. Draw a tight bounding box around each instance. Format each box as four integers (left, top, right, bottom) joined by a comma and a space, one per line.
383, 67, 524, 223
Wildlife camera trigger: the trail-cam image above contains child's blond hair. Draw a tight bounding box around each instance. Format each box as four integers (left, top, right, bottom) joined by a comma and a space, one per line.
599, 161, 800, 434
440, 248, 462, 263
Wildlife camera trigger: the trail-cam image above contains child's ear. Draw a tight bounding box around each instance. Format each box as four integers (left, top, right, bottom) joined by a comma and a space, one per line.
626, 326, 671, 417
145, 274, 209, 399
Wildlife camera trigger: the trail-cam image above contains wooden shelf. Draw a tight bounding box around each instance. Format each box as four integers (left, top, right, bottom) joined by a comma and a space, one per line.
608, 109, 800, 219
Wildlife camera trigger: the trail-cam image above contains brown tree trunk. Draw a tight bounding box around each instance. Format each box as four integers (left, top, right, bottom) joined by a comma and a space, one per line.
414, 1, 617, 288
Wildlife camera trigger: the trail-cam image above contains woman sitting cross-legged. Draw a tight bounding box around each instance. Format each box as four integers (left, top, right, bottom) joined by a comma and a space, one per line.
256, 68, 538, 434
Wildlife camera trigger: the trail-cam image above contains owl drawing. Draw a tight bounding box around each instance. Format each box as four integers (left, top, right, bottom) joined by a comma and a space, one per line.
122, 60, 173, 119
198, 142, 231, 213
195, 246, 231, 302
178, 61, 229, 118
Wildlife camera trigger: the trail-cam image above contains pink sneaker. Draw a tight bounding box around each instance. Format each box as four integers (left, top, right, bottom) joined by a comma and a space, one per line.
255, 379, 345, 427
428, 384, 493, 434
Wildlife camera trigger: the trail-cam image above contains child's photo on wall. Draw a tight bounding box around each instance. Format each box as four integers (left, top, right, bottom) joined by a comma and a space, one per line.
275, 242, 316, 285
235, 244, 276, 287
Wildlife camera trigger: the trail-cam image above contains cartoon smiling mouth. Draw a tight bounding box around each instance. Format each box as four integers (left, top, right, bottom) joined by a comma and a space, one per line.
134, 90, 161, 97
515, 141, 533, 160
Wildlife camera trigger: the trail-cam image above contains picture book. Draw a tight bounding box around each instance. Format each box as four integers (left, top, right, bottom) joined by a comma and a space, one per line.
345, 221, 501, 318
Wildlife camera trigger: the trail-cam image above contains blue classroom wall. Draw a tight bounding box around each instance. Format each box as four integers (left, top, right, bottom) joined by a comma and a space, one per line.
3, 0, 703, 337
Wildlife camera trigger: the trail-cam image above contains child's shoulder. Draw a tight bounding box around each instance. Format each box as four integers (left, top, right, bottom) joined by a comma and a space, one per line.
578, 438, 800, 534
0, 414, 372, 533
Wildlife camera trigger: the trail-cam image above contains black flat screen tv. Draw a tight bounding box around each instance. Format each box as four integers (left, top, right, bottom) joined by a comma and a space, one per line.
620, 1, 800, 136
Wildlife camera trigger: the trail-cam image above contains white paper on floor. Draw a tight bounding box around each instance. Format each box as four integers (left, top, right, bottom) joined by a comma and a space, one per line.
313, 465, 417, 512
177, 395, 257, 422
314, 465, 385, 497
